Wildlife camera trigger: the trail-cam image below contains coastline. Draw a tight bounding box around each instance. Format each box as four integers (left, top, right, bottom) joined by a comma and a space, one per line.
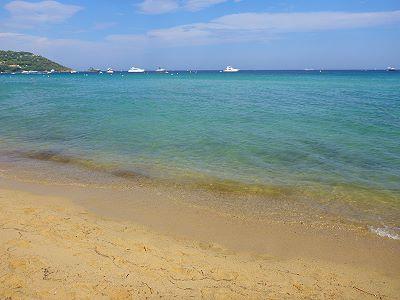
1, 164, 399, 298
2, 147, 400, 230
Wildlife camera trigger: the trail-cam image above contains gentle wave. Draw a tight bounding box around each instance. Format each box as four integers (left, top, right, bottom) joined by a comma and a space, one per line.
20, 150, 148, 181
369, 226, 400, 240
18, 149, 290, 195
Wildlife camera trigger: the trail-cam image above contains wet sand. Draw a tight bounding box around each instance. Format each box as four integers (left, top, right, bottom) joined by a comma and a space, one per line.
0, 169, 399, 299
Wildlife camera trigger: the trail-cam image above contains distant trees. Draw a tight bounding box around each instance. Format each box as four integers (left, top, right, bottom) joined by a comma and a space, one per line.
0, 50, 71, 72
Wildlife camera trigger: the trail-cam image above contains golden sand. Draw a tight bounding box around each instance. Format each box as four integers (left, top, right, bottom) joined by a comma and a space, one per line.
1, 182, 399, 299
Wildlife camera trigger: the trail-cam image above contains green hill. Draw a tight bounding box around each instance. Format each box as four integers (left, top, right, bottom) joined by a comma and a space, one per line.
0, 50, 71, 73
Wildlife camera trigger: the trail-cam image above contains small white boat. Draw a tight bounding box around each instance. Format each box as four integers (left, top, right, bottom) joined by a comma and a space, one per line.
387, 66, 397, 72
43, 69, 55, 74
70, 70, 77, 74
155, 67, 166, 73
128, 67, 145, 73
223, 66, 239, 73
22, 70, 39, 74
106, 68, 114, 74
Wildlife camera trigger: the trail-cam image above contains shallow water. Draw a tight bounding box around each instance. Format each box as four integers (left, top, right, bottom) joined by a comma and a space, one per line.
0, 70, 399, 230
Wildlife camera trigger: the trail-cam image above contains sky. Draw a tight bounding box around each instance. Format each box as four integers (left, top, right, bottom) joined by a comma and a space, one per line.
0, 0, 399, 70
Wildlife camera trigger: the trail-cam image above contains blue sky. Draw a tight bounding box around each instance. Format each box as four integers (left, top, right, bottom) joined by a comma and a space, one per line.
0, 0, 399, 70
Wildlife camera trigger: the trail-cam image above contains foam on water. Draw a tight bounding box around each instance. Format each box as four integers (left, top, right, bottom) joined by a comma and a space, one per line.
369, 226, 400, 240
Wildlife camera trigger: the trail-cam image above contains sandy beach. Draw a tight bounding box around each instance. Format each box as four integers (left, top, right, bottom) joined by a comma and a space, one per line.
1, 0, 399, 297
1, 170, 399, 299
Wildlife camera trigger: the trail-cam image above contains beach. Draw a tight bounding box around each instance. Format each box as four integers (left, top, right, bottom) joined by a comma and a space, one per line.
0, 71, 399, 298
1, 168, 399, 299
1, 0, 399, 296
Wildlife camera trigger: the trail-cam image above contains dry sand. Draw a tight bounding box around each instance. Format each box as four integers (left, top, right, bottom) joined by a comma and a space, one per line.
1, 182, 399, 299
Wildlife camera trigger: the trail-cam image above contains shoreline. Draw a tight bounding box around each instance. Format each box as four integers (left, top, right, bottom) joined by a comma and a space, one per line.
1, 165, 400, 298
1, 147, 399, 232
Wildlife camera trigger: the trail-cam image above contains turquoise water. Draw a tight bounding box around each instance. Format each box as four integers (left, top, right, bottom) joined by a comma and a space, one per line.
0, 71, 400, 225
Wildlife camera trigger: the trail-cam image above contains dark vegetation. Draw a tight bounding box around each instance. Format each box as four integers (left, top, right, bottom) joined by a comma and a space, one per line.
0, 50, 71, 72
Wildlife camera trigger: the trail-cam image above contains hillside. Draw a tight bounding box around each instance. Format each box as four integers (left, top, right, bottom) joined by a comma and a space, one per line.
0, 50, 71, 72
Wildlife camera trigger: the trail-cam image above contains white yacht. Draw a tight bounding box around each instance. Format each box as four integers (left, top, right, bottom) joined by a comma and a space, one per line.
223, 66, 239, 73
387, 66, 397, 72
128, 67, 145, 73
22, 70, 39, 74
155, 67, 167, 73
70, 70, 77, 74
106, 68, 114, 74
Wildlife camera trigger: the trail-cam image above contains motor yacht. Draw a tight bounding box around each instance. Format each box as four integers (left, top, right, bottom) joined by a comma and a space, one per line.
223, 66, 239, 72
128, 67, 145, 73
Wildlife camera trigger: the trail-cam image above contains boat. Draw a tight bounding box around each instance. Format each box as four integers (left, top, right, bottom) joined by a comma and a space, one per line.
155, 67, 166, 73
87, 68, 101, 73
106, 68, 114, 74
70, 70, 77, 74
387, 66, 397, 72
128, 67, 145, 73
223, 66, 239, 73
21, 70, 39, 74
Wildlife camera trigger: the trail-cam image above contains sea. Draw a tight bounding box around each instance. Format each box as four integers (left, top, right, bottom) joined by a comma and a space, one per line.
0, 70, 399, 238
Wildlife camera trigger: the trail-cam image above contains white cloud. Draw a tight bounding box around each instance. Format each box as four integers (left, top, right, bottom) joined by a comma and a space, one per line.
3, 10, 399, 50
4, 0, 82, 27
184, 0, 228, 11
0, 32, 145, 69
213, 11, 400, 31
0, 32, 92, 50
137, 0, 179, 14
137, 0, 231, 14
1, 10, 399, 68
111, 10, 400, 46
